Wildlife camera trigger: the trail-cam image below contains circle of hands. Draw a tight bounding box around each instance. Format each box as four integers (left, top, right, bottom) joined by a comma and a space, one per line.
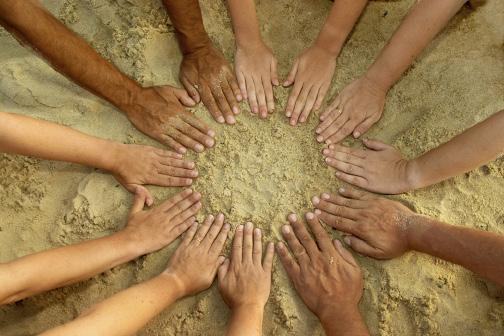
117, 40, 416, 326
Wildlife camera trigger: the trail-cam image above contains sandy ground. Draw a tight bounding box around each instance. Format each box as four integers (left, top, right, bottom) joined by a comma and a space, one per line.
1, 0, 504, 335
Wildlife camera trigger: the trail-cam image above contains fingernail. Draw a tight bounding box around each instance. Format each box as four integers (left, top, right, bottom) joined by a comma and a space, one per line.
322, 149, 329, 155
322, 193, 330, 200
282, 225, 291, 234
232, 106, 239, 115
226, 116, 236, 124
317, 136, 323, 142
208, 214, 215, 221
188, 162, 195, 169
217, 116, 225, 123
316, 128, 321, 134
306, 212, 314, 220
224, 223, 230, 230
245, 222, 253, 230
195, 144, 204, 152
354, 131, 360, 138
336, 172, 341, 177
290, 119, 296, 126
300, 117, 306, 123
286, 111, 291, 117
334, 239, 343, 248
237, 94, 243, 101
194, 192, 201, 198
283, 81, 289, 86
320, 115, 325, 121
329, 144, 335, 149
237, 224, 244, 231
254, 228, 261, 235
288, 213, 297, 222
174, 153, 183, 158
325, 157, 332, 164
253, 106, 259, 114
326, 139, 332, 145
179, 147, 187, 154
339, 187, 345, 193
314, 209, 321, 215
186, 188, 193, 193
343, 236, 351, 246
186, 179, 193, 185
217, 213, 224, 221
312, 196, 320, 205
206, 138, 215, 147
191, 171, 198, 177
208, 130, 216, 137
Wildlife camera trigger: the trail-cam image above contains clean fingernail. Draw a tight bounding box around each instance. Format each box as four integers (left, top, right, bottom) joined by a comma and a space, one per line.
254, 228, 261, 235
224, 223, 230, 230
343, 237, 351, 246
237, 94, 243, 101
322, 193, 330, 200
191, 171, 198, 177
322, 149, 329, 155
237, 224, 244, 231
314, 209, 322, 215
245, 222, 253, 230
206, 138, 215, 147
208, 130, 216, 137
306, 212, 314, 220
195, 144, 204, 152
217, 213, 224, 221
354, 131, 360, 138
186, 179, 193, 185
282, 225, 291, 234
288, 213, 297, 222
316, 128, 321, 134
208, 214, 215, 220
336, 172, 341, 177
217, 116, 225, 123
329, 144, 335, 149
339, 187, 345, 193
317, 136, 323, 142
179, 147, 187, 154
326, 139, 332, 145
226, 116, 236, 124
312, 196, 320, 205
325, 157, 332, 164
232, 106, 239, 115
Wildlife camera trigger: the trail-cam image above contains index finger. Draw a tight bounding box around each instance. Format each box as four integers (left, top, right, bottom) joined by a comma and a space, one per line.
305, 212, 333, 253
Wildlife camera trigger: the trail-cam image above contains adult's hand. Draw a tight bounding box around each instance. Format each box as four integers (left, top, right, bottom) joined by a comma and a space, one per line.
124, 85, 215, 154
284, 45, 336, 126
235, 41, 279, 118
180, 44, 242, 125
276, 213, 369, 336
316, 75, 386, 144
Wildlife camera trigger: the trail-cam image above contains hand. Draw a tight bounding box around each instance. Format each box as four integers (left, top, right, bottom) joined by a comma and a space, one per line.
124, 85, 216, 154
218, 222, 274, 310
276, 213, 366, 335
235, 41, 279, 118
322, 139, 418, 194
122, 188, 202, 255
283, 45, 336, 126
163, 214, 230, 296
312, 187, 415, 259
316, 75, 386, 144
111, 144, 198, 198
180, 43, 242, 125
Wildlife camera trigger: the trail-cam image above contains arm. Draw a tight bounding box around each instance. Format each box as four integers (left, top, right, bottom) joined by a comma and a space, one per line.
0, 189, 201, 305
0, 112, 198, 195
277, 213, 369, 336
41, 214, 230, 336
227, 0, 278, 118
320, 109, 504, 194
284, 0, 368, 126
218, 223, 274, 336
317, 0, 467, 144
0, 1, 214, 153
313, 188, 504, 286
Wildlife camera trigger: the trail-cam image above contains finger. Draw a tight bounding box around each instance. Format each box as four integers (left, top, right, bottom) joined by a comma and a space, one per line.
158, 157, 195, 170
164, 190, 200, 218
181, 113, 216, 140
287, 213, 318, 258
270, 58, 279, 86
343, 235, 381, 258
215, 85, 236, 124
313, 84, 329, 111
281, 225, 309, 264
319, 114, 349, 144
201, 85, 225, 124
174, 121, 214, 151
227, 73, 243, 103
166, 86, 197, 107
333, 239, 358, 267
283, 59, 298, 87
160, 134, 186, 154
157, 165, 197, 178
298, 85, 319, 123
326, 119, 359, 145
353, 117, 377, 139
223, 79, 240, 117
203, 213, 225, 247
151, 174, 193, 187
320, 95, 341, 121
246, 76, 259, 114
237, 71, 247, 100
323, 144, 367, 159
193, 214, 215, 245
154, 148, 183, 159
338, 186, 375, 201
158, 189, 193, 211
336, 170, 369, 189
312, 192, 367, 210
231, 224, 244, 264
252, 227, 263, 266
181, 221, 199, 246
313, 196, 360, 220
180, 75, 201, 103
166, 126, 205, 153
263, 75, 275, 113
169, 201, 202, 225
262, 242, 275, 273
290, 85, 311, 125
253, 76, 268, 118
285, 82, 302, 118
218, 258, 230, 281
129, 186, 149, 215
314, 210, 360, 235
326, 159, 366, 178
305, 212, 332, 253
210, 221, 230, 255
276, 241, 300, 278
363, 138, 393, 151
243, 221, 254, 262
171, 216, 197, 242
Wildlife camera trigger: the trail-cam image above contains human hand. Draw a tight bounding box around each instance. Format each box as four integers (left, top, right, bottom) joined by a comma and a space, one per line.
235, 41, 279, 118
312, 187, 416, 259
124, 85, 215, 154
276, 213, 366, 334
322, 139, 418, 194
111, 144, 198, 198
218, 222, 274, 311
163, 213, 230, 296
180, 43, 242, 125
283, 45, 336, 126
123, 188, 202, 255
316, 75, 387, 144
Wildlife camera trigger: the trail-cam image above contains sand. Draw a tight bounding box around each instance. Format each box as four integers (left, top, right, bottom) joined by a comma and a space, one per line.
1, 0, 503, 335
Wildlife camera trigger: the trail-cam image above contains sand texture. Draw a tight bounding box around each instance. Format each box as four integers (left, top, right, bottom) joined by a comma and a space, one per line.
1, 0, 504, 335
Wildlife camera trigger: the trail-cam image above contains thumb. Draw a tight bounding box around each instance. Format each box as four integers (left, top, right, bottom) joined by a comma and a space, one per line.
363, 138, 392, 151
217, 258, 230, 281
129, 186, 152, 216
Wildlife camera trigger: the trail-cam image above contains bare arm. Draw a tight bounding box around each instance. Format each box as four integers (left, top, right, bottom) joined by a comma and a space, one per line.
40, 214, 230, 336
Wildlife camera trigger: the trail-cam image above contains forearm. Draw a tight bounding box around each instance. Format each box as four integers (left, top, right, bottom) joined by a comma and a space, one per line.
40, 273, 183, 336
0, 112, 122, 171
0, 231, 141, 305
319, 308, 369, 336
162, 0, 211, 54
407, 215, 504, 286
227, 0, 262, 47
226, 305, 264, 336
407, 109, 504, 189
0, 0, 141, 113
365, 0, 466, 91
314, 0, 368, 56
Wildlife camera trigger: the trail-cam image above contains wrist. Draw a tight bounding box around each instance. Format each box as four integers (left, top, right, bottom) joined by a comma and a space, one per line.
157, 271, 187, 300
108, 230, 146, 263
232, 302, 265, 314
236, 36, 266, 53
319, 305, 367, 336
364, 65, 394, 93
313, 24, 345, 58
405, 158, 425, 191
100, 141, 125, 173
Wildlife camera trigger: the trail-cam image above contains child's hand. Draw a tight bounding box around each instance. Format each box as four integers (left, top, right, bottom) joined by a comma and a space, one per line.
235, 41, 279, 118
276, 213, 364, 331
316, 75, 386, 144
163, 214, 230, 296
321, 139, 418, 194
284, 45, 336, 126
122, 188, 202, 255
312, 187, 415, 259
218, 222, 274, 311
111, 144, 198, 198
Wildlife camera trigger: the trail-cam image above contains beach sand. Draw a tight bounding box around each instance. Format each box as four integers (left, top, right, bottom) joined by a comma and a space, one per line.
1, 0, 503, 335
